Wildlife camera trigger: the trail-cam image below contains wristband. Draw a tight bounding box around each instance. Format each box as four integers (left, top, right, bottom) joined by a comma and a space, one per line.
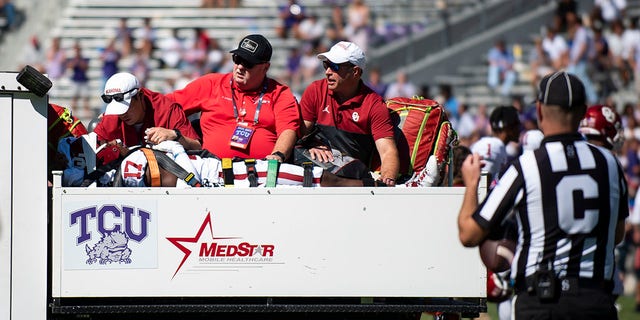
271, 151, 286, 161
173, 129, 182, 141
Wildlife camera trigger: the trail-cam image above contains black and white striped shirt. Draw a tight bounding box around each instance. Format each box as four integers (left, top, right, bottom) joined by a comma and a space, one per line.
472, 133, 628, 285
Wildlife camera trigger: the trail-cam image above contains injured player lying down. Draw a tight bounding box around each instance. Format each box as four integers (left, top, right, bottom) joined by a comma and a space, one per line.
99, 141, 439, 188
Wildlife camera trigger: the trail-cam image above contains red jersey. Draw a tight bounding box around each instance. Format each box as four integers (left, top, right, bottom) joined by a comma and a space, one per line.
94, 88, 200, 147
300, 79, 394, 163
166, 73, 301, 159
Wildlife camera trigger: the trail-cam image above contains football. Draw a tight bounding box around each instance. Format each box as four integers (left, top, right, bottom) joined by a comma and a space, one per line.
479, 238, 516, 272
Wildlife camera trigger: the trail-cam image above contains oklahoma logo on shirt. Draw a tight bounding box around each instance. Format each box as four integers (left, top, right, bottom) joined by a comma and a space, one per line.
352, 112, 360, 122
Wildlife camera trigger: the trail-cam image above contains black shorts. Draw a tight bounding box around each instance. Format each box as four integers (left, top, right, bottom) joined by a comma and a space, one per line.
514, 285, 617, 320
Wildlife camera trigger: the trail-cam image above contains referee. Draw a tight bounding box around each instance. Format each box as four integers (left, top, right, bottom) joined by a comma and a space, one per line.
457, 71, 628, 319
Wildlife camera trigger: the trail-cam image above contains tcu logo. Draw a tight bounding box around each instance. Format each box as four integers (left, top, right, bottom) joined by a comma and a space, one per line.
70, 205, 151, 245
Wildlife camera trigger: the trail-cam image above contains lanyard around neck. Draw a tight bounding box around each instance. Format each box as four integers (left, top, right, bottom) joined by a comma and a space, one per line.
230, 78, 268, 125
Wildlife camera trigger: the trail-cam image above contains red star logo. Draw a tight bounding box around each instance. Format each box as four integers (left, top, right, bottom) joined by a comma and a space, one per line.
166, 212, 237, 279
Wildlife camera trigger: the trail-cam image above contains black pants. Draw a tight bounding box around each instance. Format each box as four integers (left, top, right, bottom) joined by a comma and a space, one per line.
514, 286, 617, 320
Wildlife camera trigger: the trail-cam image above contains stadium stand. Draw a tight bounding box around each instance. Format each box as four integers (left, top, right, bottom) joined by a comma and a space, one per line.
1, 0, 638, 125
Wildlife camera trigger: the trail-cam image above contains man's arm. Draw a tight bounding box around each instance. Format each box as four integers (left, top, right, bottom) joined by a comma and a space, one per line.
458, 153, 489, 247
375, 137, 399, 185
144, 127, 202, 151
302, 119, 335, 163
265, 129, 297, 162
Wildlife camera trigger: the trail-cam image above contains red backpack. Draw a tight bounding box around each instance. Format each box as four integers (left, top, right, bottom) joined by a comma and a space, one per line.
382, 97, 457, 185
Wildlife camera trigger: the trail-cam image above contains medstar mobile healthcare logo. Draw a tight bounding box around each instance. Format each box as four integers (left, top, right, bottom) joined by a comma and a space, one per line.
166, 212, 277, 279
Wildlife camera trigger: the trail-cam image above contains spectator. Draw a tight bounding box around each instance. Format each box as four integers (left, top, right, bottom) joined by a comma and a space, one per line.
295, 13, 325, 50
343, 0, 371, 52
99, 38, 122, 92
566, 11, 599, 104
277, 0, 305, 39
205, 37, 226, 73
194, 27, 211, 52
487, 39, 517, 97
591, 26, 617, 99
554, 0, 577, 33
113, 18, 134, 57
606, 19, 629, 86
455, 103, 476, 147
365, 66, 387, 98
298, 44, 321, 90
384, 70, 417, 100
592, 0, 626, 26
67, 41, 91, 116
0, 0, 19, 32
157, 28, 184, 69
528, 36, 554, 90
134, 17, 156, 59
128, 49, 151, 87
325, 5, 346, 47
473, 103, 491, 143
542, 25, 569, 70
180, 35, 208, 77
283, 47, 302, 94
94, 72, 201, 151
627, 20, 640, 94
166, 34, 301, 162
19, 35, 44, 73
622, 17, 640, 73
297, 41, 400, 184
45, 36, 66, 83
438, 83, 459, 123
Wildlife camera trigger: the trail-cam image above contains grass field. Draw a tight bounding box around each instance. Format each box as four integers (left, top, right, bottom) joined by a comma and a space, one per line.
482, 294, 638, 320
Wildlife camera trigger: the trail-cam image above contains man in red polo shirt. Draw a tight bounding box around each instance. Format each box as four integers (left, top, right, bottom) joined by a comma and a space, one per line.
298, 41, 399, 185
165, 34, 300, 163
93, 72, 201, 150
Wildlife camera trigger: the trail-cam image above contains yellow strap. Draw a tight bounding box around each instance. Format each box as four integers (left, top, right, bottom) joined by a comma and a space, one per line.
222, 158, 234, 187
141, 148, 161, 187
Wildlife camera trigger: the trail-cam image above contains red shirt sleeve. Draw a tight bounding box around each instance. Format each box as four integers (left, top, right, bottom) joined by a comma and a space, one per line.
368, 95, 395, 141
147, 89, 201, 141
272, 81, 302, 137
165, 73, 221, 116
300, 80, 323, 123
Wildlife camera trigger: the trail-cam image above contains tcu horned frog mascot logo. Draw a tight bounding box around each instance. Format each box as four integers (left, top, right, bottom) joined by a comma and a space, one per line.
85, 231, 132, 265
69, 204, 152, 266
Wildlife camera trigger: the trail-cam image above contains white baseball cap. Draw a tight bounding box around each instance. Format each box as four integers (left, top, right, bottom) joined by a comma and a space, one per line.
317, 41, 366, 69
103, 72, 140, 115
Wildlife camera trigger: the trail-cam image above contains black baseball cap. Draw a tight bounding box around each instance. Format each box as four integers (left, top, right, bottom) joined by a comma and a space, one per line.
490, 106, 520, 131
537, 71, 586, 110
229, 34, 272, 64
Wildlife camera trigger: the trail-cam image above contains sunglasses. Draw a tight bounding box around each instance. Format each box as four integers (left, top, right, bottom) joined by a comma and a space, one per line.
101, 88, 138, 104
322, 61, 353, 72
232, 54, 262, 69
